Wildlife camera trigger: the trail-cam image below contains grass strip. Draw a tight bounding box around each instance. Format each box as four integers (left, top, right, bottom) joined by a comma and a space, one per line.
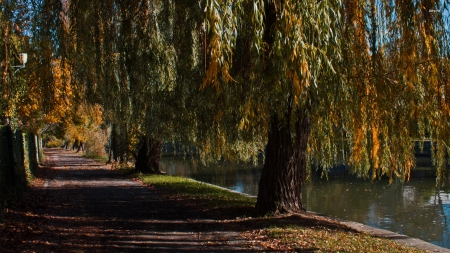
139, 174, 256, 210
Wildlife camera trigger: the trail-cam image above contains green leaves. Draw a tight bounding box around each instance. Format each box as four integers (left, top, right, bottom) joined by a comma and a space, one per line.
23, 0, 449, 185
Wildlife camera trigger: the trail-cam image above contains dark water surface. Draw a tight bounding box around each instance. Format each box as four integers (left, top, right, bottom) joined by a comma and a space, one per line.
160, 156, 450, 249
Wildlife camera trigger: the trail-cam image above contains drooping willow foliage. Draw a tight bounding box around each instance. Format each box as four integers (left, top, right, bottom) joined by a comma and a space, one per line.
24, 0, 450, 184
335, 0, 450, 182
0, 0, 31, 124
1, 0, 76, 133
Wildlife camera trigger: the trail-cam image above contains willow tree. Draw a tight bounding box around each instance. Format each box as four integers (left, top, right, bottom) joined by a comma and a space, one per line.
186, 0, 341, 214
198, 0, 450, 215
57, 0, 450, 215
65, 0, 197, 172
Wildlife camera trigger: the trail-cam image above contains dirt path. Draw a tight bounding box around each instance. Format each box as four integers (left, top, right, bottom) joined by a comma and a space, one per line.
0, 148, 265, 252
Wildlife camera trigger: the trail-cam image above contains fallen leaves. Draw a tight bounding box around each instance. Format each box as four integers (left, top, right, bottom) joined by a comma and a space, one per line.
242, 225, 427, 253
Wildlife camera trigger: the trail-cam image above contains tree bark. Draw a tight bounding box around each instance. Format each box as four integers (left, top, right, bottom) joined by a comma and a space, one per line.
108, 124, 118, 163
255, 110, 312, 215
134, 137, 163, 174
2, 24, 9, 95
63, 140, 69, 149
76, 141, 83, 153
72, 139, 79, 151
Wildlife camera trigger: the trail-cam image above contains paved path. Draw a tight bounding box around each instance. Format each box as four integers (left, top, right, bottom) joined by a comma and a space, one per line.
1, 148, 264, 252
37, 150, 450, 252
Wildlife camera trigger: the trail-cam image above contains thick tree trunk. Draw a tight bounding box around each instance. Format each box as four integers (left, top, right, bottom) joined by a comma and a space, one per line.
255, 110, 312, 215
135, 137, 163, 174
254, 0, 313, 216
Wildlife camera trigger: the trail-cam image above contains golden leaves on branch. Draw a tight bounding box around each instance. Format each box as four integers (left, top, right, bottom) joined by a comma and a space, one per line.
16, 58, 74, 131
349, 122, 367, 170
371, 123, 380, 170
202, 55, 220, 89
202, 0, 237, 90
64, 103, 105, 150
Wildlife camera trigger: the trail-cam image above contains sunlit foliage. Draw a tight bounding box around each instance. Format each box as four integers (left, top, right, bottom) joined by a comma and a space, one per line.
53, 0, 450, 186
0, 0, 31, 123
63, 103, 107, 156
16, 58, 74, 132
1, 0, 439, 200
197, 0, 450, 184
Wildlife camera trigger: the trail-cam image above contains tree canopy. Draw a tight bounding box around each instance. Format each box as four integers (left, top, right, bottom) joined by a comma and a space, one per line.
2, 0, 450, 214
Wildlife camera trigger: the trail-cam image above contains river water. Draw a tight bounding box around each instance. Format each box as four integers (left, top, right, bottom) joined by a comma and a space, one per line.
160, 156, 450, 249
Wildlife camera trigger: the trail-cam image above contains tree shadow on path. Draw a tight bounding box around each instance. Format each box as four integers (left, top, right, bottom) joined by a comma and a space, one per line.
0, 148, 349, 252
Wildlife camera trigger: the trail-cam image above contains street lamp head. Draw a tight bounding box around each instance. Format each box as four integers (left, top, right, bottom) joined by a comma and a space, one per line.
13, 53, 27, 75
19, 53, 27, 66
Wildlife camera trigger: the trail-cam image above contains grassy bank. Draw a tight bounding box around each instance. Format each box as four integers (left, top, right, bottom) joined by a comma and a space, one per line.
139, 174, 256, 211
138, 174, 427, 253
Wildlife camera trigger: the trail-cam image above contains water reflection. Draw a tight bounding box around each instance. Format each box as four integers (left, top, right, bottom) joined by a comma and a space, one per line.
160, 156, 450, 249
304, 178, 450, 248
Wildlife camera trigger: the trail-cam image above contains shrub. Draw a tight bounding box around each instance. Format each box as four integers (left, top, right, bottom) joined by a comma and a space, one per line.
46, 138, 64, 148
84, 128, 108, 157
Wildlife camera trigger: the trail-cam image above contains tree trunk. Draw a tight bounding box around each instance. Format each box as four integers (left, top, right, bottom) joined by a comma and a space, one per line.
108, 124, 118, 163
135, 137, 163, 174
72, 139, 79, 151
255, 110, 312, 215
2, 25, 9, 95
76, 141, 83, 153
148, 140, 163, 173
